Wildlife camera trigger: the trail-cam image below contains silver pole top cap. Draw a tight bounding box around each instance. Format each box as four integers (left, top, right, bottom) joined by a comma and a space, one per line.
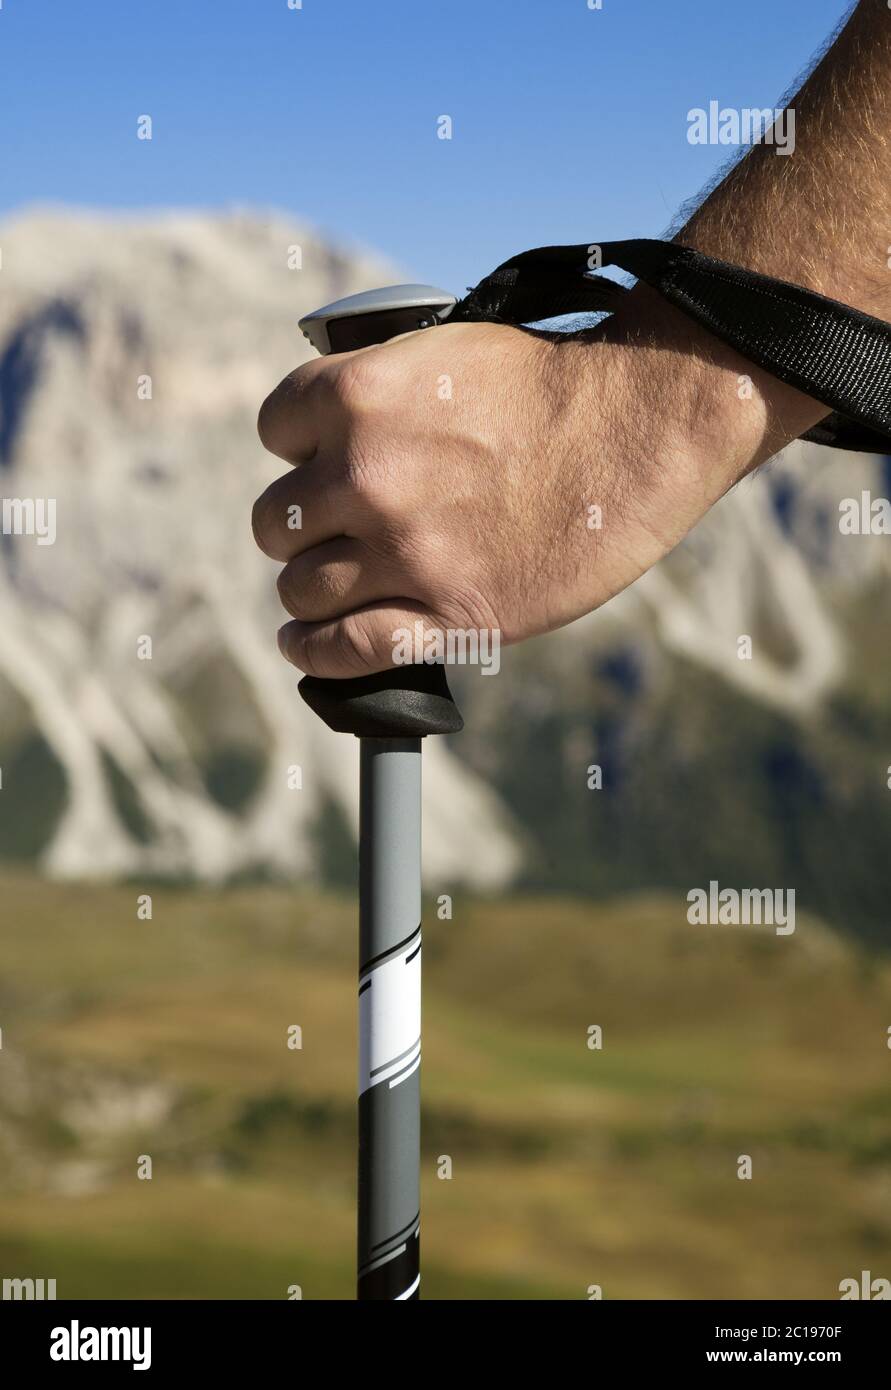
299, 283, 457, 355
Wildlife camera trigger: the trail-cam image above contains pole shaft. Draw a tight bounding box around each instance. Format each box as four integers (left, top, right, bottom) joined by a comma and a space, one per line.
357, 737, 422, 1300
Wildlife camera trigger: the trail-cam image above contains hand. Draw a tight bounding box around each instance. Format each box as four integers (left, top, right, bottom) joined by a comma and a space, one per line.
253, 302, 826, 679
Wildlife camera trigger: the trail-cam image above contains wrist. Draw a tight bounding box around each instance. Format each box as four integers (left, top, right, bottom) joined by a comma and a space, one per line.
604, 282, 831, 493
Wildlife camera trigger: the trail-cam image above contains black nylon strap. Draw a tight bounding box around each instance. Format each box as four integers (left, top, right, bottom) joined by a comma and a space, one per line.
450, 240, 891, 454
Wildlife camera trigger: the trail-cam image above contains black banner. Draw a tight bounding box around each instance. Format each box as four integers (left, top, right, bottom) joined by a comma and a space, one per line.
0, 1299, 886, 1374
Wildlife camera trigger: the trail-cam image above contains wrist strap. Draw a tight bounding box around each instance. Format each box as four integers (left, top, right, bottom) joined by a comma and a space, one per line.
450, 239, 891, 454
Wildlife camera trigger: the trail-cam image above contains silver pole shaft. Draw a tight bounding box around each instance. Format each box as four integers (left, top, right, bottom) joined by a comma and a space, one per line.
356, 737, 422, 1300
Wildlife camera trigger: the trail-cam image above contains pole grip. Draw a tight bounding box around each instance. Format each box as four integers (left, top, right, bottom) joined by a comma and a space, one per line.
296, 289, 463, 737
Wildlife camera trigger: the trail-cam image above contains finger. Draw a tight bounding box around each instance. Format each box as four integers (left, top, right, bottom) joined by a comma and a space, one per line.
276, 537, 407, 623
257, 339, 395, 465
278, 602, 439, 679
256, 357, 332, 465
252, 455, 352, 562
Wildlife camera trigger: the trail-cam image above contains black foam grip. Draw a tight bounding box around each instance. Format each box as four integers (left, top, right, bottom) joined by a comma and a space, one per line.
299, 663, 463, 738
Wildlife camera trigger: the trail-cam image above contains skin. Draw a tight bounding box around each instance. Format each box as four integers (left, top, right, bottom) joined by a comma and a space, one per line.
254, 0, 891, 681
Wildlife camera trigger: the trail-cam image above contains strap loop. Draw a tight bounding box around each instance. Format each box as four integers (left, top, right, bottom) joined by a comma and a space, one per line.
450, 240, 891, 454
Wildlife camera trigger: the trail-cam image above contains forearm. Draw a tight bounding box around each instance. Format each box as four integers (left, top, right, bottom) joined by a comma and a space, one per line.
609, 0, 891, 483
681, 0, 891, 315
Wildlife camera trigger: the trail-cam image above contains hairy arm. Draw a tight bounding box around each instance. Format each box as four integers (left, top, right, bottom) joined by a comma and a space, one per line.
617, 0, 891, 473
682, 0, 891, 312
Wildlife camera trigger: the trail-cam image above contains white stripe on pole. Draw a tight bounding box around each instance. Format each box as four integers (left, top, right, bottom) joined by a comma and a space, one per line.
358, 936, 422, 1095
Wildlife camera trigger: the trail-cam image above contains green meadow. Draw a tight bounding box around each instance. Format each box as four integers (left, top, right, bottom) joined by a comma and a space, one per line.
0, 873, 889, 1299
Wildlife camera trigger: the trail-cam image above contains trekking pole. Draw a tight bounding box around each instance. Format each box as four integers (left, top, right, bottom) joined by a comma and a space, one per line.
298, 286, 462, 1301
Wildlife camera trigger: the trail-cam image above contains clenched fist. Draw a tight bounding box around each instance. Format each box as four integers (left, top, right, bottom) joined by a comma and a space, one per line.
253, 299, 826, 679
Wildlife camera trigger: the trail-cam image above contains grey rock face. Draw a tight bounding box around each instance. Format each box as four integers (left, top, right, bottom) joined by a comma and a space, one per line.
0, 209, 520, 887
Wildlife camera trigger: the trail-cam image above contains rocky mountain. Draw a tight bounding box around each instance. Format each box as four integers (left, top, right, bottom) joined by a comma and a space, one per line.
0, 209, 889, 937
0, 209, 519, 890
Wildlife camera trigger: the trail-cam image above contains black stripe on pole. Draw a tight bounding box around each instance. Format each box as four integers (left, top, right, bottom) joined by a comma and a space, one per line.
360, 923, 421, 976
368, 1211, 420, 1254
357, 1230, 420, 1300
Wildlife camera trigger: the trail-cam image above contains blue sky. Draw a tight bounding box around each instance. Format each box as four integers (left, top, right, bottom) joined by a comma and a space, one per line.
0, 0, 854, 289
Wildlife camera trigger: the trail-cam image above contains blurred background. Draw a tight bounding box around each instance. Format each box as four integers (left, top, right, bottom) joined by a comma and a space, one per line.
1, 0, 889, 1299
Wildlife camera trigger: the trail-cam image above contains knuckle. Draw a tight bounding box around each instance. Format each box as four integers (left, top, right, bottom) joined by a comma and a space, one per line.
251, 479, 288, 558
275, 557, 315, 619
343, 452, 382, 505
287, 629, 318, 678
342, 443, 401, 520
256, 392, 279, 452
256, 361, 326, 454
336, 613, 380, 674
275, 561, 295, 612
251, 489, 274, 553
331, 354, 386, 411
